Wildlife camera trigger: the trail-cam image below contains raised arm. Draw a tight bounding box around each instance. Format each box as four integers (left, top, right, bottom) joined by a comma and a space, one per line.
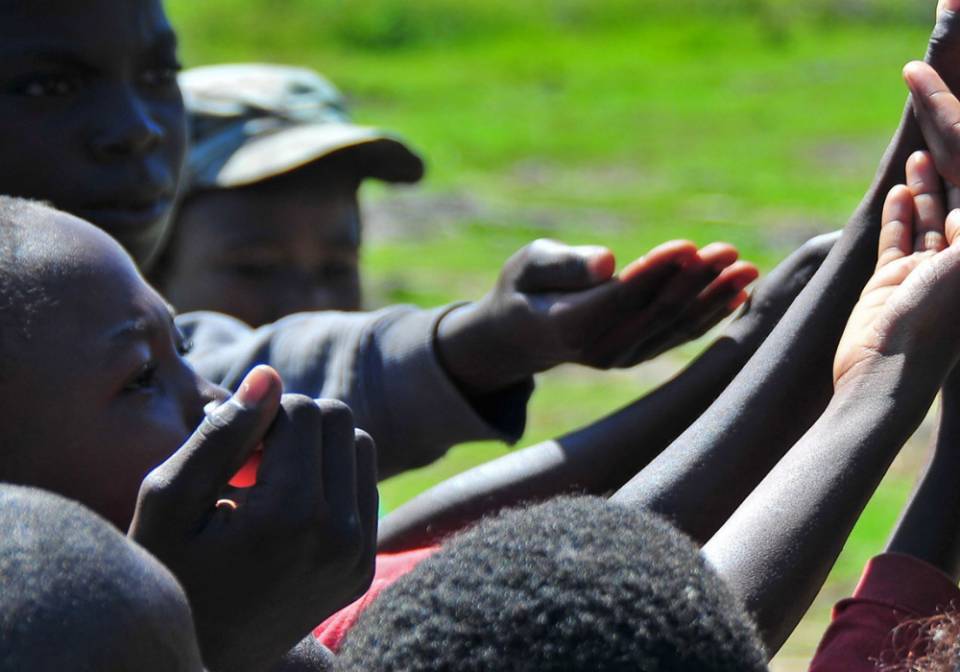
885, 377, 960, 580
611, 4, 960, 543
183, 238, 751, 481
703, 154, 960, 655
378, 234, 835, 551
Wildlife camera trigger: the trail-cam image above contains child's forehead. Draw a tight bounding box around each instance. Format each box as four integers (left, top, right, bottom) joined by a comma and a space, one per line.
0, 0, 174, 57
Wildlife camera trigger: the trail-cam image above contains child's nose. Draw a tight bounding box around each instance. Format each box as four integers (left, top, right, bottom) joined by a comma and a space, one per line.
188, 377, 231, 429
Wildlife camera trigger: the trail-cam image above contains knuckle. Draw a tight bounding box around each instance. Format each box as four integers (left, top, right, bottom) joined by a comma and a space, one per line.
281, 394, 322, 424
139, 468, 177, 502
316, 398, 355, 426
195, 405, 238, 440
354, 428, 375, 447
528, 238, 560, 257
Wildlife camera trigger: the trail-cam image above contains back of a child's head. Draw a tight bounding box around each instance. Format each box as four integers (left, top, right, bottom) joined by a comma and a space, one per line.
0, 484, 204, 672
336, 496, 768, 672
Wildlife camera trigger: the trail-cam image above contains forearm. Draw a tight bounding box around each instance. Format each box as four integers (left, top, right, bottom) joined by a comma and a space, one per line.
702, 362, 936, 656
610, 105, 921, 542
379, 336, 752, 551
886, 386, 960, 580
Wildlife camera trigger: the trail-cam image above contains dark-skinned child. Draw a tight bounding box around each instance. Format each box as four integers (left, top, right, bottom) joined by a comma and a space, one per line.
0, 485, 206, 672
154, 63, 425, 324
0, 196, 376, 672
0, 0, 757, 482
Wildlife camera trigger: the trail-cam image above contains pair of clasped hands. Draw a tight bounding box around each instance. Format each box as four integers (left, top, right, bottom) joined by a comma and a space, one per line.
123, 234, 757, 671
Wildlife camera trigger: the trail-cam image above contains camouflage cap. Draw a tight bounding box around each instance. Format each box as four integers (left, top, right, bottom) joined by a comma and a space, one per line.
180, 63, 425, 192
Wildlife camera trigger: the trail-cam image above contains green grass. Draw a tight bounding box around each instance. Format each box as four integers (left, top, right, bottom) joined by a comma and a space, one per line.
164, 2, 940, 667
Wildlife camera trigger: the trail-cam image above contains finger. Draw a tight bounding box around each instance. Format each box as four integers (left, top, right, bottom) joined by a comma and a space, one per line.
618, 239, 699, 284
612, 245, 737, 340
939, 0, 960, 21
317, 400, 358, 518
614, 262, 758, 361
509, 239, 617, 293
137, 366, 282, 520
904, 61, 960, 187
948, 183, 960, 211
877, 185, 915, 270
695, 242, 740, 270
253, 395, 324, 517
693, 262, 759, 314
948, 209, 960, 246
555, 241, 695, 326
906, 151, 948, 252
354, 430, 379, 576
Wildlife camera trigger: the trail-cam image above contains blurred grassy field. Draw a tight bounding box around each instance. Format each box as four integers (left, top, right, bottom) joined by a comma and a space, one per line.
167, 1, 940, 668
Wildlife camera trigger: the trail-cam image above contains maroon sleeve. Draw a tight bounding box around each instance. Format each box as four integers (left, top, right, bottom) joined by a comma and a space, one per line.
809, 553, 960, 672
313, 546, 440, 652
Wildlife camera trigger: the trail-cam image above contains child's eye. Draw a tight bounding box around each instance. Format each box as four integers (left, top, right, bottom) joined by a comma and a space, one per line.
15, 75, 82, 98
139, 65, 181, 89
124, 362, 159, 393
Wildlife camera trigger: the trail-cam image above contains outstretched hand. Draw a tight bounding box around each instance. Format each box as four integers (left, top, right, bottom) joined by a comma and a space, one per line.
128, 366, 378, 672
437, 238, 758, 395
834, 151, 960, 390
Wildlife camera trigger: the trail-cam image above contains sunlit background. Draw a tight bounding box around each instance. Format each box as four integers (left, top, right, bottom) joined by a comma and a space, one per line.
167, 1, 936, 667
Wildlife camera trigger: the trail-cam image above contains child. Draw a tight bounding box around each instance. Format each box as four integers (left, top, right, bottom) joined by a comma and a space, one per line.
0, 196, 377, 672
338, 497, 768, 672
0, 0, 757, 483
0, 482, 340, 672
154, 63, 426, 324
0, 485, 206, 672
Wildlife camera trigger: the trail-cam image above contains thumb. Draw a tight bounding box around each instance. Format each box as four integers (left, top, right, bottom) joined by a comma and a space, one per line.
939, 0, 960, 21
134, 366, 283, 523
506, 239, 615, 293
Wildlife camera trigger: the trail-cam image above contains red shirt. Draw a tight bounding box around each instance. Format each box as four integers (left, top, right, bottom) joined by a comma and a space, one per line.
313, 546, 439, 652
809, 553, 960, 671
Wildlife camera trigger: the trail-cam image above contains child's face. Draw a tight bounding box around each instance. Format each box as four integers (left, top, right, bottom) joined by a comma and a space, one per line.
162, 163, 363, 326
0, 0, 186, 266
0, 211, 225, 530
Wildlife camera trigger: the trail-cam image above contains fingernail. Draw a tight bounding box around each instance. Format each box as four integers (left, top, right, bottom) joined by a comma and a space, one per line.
234, 366, 274, 408
584, 247, 616, 279
903, 62, 923, 87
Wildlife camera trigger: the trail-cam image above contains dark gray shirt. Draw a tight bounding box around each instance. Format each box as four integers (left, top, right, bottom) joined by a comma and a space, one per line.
177, 305, 531, 479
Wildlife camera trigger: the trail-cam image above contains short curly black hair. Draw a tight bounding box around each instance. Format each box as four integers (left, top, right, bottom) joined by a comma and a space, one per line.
0, 196, 59, 379
0, 484, 203, 672
336, 496, 767, 672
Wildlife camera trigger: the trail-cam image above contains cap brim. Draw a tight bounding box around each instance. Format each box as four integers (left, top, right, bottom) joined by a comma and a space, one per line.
207, 123, 425, 188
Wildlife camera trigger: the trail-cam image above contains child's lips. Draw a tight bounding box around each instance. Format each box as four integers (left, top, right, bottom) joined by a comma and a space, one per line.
77, 197, 173, 232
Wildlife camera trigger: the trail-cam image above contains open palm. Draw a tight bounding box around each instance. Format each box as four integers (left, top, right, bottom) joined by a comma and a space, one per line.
834, 151, 960, 390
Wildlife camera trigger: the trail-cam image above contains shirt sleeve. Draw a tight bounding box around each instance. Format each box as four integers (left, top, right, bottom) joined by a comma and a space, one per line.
809, 553, 960, 672
177, 306, 532, 478
313, 547, 440, 652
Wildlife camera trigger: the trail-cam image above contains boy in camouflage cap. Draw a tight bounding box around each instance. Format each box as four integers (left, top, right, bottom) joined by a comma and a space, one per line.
154, 63, 425, 326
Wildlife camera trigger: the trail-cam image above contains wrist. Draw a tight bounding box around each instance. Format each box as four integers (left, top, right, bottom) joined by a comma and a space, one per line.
831, 350, 940, 425
435, 302, 528, 396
